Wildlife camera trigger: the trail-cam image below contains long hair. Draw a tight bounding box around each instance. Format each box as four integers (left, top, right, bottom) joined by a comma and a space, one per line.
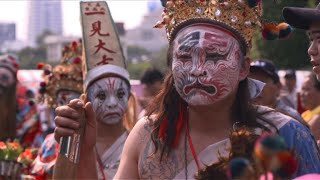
146, 43, 277, 161
123, 92, 138, 131
0, 81, 17, 141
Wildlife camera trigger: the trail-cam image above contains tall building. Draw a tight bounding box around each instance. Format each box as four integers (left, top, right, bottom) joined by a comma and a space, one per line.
27, 0, 63, 47
125, 1, 168, 53
0, 23, 16, 44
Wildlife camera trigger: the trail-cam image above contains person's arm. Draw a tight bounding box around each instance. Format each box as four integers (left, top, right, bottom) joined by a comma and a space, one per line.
114, 118, 150, 179
308, 114, 320, 141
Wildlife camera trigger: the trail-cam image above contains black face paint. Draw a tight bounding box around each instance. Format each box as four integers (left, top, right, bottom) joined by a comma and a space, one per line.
178, 31, 200, 52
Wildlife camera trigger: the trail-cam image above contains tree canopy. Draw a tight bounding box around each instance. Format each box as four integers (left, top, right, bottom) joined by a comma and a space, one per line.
251, 0, 317, 69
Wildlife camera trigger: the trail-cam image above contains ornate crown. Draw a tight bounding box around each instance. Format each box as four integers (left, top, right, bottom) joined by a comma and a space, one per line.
155, 0, 292, 50
37, 40, 83, 108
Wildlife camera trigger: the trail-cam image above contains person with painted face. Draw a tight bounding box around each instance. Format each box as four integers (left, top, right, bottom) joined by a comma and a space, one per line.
56, 1, 320, 179
249, 59, 304, 124
283, 4, 320, 80
0, 54, 19, 141
53, 2, 137, 179
29, 40, 83, 179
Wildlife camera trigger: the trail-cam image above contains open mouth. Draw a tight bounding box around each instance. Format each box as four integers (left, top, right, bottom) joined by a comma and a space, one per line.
183, 80, 216, 95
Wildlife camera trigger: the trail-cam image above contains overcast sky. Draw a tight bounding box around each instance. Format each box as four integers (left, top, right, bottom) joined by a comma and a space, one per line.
0, 0, 157, 41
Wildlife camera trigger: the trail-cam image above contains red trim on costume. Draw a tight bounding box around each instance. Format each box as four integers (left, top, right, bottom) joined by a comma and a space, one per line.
158, 102, 185, 148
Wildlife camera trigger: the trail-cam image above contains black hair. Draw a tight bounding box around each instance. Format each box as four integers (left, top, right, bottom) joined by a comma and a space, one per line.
140, 68, 164, 85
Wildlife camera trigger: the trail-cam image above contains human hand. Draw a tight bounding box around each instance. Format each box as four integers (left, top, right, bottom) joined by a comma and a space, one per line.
54, 97, 97, 150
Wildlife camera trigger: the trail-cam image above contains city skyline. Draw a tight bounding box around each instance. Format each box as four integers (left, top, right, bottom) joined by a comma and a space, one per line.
28, 0, 63, 46
0, 0, 158, 42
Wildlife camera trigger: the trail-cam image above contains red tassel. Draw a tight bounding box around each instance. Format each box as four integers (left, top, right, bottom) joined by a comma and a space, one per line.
158, 101, 186, 148
158, 117, 168, 142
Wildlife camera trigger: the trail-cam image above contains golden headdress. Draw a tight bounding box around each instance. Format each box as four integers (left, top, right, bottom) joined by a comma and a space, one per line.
155, 0, 292, 53
37, 40, 83, 108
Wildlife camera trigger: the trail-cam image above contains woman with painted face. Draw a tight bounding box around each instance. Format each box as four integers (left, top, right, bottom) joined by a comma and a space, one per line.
53, 2, 137, 179
54, 54, 136, 180
55, 1, 320, 179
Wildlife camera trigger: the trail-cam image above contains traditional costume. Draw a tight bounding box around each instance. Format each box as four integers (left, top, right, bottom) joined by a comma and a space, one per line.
149, 0, 320, 178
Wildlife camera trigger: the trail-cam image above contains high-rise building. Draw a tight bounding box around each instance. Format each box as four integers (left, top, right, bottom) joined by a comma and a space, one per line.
0, 23, 16, 44
27, 0, 63, 47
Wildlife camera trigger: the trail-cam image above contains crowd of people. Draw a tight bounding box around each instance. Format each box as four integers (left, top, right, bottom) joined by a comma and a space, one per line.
1, 0, 320, 179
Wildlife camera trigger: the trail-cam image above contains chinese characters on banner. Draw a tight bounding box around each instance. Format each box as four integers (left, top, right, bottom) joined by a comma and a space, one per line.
81, 1, 125, 70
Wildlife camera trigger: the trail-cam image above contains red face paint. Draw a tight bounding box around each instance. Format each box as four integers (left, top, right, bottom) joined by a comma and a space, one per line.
172, 25, 242, 106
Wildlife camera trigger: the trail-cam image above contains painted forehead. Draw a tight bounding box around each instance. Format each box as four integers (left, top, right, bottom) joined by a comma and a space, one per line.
89, 77, 129, 91
174, 25, 238, 51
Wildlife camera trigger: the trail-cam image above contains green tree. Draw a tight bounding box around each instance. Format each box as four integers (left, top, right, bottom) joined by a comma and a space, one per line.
127, 45, 151, 60
18, 30, 54, 69
150, 47, 168, 73
251, 0, 316, 69
18, 47, 46, 69
127, 62, 151, 79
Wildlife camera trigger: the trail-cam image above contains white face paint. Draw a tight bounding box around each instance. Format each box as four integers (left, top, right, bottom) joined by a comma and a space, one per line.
87, 77, 129, 125
172, 25, 243, 106
0, 67, 15, 95
56, 90, 81, 106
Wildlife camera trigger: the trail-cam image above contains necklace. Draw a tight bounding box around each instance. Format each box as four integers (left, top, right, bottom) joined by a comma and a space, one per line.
184, 108, 200, 180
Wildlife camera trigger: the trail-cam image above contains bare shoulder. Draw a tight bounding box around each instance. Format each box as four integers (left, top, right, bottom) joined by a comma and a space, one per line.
129, 117, 153, 152
114, 117, 154, 179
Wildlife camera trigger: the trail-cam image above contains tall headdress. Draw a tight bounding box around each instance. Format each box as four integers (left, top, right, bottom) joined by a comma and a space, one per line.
0, 54, 19, 76
80, 1, 129, 91
37, 40, 83, 108
154, 0, 292, 54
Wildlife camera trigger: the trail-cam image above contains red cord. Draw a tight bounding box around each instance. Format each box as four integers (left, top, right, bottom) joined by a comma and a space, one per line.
186, 107, 200, 170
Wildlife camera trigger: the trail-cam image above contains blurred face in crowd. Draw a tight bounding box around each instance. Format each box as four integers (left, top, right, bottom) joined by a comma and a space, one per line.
56, 90, 81, 106
300, 76, 320, 110
284, 77, 296, 92
249, 69, 280, 108
87, 77, 130, 125
140, 81, 162, 109
171, 24, 247, 106
308, 22, 320, 80
0, 67, 15, 95
142, 81, 162, 97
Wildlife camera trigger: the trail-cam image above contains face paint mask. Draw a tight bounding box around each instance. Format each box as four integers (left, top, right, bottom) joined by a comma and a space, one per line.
172, 25, 243, 106
56, 90, 81, 106
87, 77, 129, 125
0, 67, 15, 96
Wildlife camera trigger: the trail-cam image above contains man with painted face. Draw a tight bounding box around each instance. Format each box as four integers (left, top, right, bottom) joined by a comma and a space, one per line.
55, 0, 320, 179
283, 4, 320, 80
0, 54, 19, 141
53, 1, 137, 179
